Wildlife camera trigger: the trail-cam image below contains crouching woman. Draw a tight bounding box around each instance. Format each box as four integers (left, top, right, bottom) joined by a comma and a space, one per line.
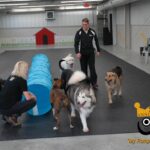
0, 61, 36, 126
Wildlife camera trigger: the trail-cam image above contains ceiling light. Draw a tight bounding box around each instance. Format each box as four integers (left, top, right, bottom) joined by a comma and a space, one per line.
11, 8, 45, 12
19, 5, 59, 8
18, 3, 76, 8
59, 5, 92, 10
0, 6, 5, 9
61, 0, 84, 3
61, 0, 103, 3
0, 0, 34, 2
85, 0, 103, 1
0, 3, 28, 6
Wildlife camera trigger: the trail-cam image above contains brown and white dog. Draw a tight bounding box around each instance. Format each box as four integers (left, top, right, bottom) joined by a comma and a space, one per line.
50, 78, 74, 130
105, 66, 123, 104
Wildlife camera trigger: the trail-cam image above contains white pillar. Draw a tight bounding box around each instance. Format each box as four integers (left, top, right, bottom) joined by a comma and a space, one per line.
112, 9, 117, 45
125, 4, 131, 49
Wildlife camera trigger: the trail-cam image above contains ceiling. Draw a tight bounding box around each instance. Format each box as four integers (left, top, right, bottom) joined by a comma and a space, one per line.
0, 0, 108, 13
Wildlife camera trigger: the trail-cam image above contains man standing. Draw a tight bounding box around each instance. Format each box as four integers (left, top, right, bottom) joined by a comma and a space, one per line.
74, 18, 100, 89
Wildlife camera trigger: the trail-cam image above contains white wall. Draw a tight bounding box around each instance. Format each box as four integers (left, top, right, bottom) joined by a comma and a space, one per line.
0, 10, 96, 28
0, 9, 97, 47
109, 0, 150, 51
130, 0, 150, 51
130, 0, 150, 25
116, 6, 125, 48
100, 0, 150, 52
116, 6, 125, 25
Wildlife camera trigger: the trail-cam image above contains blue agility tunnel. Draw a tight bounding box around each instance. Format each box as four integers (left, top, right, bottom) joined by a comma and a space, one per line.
27, 54, 52, 116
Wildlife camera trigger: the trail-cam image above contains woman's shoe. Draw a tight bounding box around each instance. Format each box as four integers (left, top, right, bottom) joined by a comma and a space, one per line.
2, 115, 11, 124
10, 116, 22, 127
2, 115, 21, 127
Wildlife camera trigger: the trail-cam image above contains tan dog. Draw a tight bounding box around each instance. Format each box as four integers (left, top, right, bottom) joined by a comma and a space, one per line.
105, 66, 123, 104
50, 78, 74, 130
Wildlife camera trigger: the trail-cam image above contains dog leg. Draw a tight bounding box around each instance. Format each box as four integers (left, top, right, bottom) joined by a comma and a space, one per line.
79, 112, 89, 132
108, 89, 112, 104
68, 114, 74, 129
70, 103, 76, 117
66, 105, 74, 128
118, 80, 122, 96
52, 108, 59, 120
113, 89, 117, 96
52, 108, 55, 117
118, 77, 122, 96
53, 112, 60, 130
51, 108, 57, 120
118, 86, 122, 96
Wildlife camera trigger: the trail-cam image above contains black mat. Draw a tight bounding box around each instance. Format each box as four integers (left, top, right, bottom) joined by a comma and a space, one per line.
0, 48, 150, 141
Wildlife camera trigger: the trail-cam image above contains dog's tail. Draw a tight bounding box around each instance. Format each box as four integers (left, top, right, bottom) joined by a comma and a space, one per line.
115, 66, 122, 70
59, 59, 65, 71
115, 66, 122, 77
68, 71, 86, 85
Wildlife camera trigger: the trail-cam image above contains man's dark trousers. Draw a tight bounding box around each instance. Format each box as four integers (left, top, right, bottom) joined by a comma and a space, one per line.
80, 52, 97, 85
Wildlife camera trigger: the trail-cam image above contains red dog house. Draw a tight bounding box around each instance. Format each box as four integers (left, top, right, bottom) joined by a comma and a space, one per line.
35, 28, 55, 45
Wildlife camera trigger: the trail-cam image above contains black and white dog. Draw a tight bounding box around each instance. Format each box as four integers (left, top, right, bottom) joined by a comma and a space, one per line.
59, 54, 74, 71
61, 69, 96, 132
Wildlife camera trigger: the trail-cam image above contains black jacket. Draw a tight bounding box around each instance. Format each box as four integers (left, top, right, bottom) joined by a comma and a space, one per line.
74, 28, 100, 54
0, 76, 27, 109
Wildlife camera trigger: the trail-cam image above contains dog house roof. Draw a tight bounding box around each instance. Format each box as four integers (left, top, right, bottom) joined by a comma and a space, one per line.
35, 27, 55, 36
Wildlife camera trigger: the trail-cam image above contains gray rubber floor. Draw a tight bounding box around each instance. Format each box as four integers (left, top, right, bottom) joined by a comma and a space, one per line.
1, 133, 150, 150
0, 48, 150, 141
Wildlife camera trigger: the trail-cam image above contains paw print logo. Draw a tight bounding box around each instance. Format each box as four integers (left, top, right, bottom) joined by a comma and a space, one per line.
134, 102, 150, 135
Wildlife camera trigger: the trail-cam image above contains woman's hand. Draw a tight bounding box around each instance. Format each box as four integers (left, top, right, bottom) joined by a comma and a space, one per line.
29, 92, 36, 100
23, 91, 36, 101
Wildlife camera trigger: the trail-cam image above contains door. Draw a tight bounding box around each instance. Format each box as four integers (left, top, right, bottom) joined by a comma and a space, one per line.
109, 13, 113, 43
43, 35, 48, 45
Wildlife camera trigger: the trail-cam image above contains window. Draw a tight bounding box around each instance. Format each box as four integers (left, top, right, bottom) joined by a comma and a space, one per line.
46, 11, 55, 20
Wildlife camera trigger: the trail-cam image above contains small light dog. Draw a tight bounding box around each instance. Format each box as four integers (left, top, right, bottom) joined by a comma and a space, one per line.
105, 66, 123, 104
61, 69, 96, 132
50, 78, 74, 130
59, 54, 74, 71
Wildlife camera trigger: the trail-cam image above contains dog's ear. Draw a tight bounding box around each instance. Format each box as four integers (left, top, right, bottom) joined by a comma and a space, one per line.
53, 79, 62, 88
53, 78, 58, 88
57, 79, 63, 88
